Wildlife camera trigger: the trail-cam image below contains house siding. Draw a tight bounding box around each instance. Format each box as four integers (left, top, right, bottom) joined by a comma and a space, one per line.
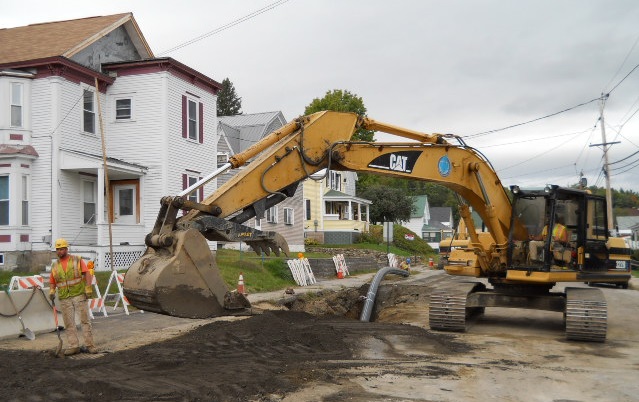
29, 78, 54, 251
105, 71, 165, 233
167, 74, 217, 203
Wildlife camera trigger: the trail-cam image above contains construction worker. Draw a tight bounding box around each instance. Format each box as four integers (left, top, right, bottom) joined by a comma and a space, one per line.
49, 238, 98, 355
528, 216, 569, 262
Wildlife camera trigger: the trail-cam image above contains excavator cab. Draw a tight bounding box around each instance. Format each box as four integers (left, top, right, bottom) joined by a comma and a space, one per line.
507, 185, 631, 287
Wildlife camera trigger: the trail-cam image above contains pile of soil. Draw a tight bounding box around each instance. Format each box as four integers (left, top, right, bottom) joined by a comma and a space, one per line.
2, 286, 469, 401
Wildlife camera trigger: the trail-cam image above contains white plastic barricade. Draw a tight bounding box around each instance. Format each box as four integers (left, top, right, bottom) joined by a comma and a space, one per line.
101, 271, 130, 315
300, 258, 317, 285
387, 253, 399, 268
87, 275, 108, 319
287, 258, 316, 286
9, 275, 45, 291
332, 254, 350, 276
287, 259, 307, 286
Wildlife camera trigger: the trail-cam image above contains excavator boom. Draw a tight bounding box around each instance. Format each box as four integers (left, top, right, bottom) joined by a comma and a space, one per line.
124, 111, 515, 318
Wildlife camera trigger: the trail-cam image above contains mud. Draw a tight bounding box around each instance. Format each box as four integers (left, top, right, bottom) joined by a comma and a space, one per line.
1, 309, 468, 401
1, 271, 638, 401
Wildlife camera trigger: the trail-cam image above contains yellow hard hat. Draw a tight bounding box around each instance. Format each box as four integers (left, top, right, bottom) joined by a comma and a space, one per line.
54, 238, 69, 249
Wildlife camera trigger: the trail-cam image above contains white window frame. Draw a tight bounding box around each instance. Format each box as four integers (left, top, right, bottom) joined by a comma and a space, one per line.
21, 175, 28, 226
304, 199, 311, 220
329, 171, 342, 191
266, 206, 278, 223
0, 176, 8, 226
187, 175, 201, 203
284, 207, 294, 225
10, 82, 23, 128
217, 153, 229, 168
115, 97, 133, 121
254, 218, 261, 230
82, 89, 96, 134
82, 180, 96, 225
188, 99, 198, 140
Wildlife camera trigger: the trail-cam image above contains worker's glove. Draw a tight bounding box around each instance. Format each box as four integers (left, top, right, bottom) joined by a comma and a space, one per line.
49, 290, 56, 302
85, 285, 94, 299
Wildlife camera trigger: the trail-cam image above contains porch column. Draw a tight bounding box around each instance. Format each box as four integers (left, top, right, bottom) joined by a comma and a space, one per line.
348, 201, 352, 220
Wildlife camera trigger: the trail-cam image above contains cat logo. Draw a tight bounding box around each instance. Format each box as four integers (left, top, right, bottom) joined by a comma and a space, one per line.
368, 151, 421, 174
390, 154, 408, 172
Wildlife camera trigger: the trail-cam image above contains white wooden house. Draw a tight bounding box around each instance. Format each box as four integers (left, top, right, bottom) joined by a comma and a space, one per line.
0, 13, 222, 270
401, 195, 454, 250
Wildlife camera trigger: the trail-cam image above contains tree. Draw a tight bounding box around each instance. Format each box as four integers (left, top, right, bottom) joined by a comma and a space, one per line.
304, 89, 375, 141
357, 176, 461, 223
217, 78, 242, 116
358, 185, 414, 224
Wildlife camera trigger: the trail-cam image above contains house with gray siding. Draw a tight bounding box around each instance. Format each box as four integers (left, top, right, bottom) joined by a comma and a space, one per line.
217, 112, 305, 252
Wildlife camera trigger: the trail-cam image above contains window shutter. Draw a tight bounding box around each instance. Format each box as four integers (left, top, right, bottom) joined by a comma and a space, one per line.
182, 174, 187, 190
182, 96, 187, 138
199, 176, 204, 202
199, 102, 204, 144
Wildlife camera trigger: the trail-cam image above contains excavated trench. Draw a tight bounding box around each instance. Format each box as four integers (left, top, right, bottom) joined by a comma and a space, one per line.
1, 278, 474, 401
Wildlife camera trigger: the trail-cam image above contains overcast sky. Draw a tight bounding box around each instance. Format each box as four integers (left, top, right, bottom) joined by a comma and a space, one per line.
3, 1, 639, 191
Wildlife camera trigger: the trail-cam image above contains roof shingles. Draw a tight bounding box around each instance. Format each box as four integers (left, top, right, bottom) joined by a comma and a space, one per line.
0, 13, 139, 64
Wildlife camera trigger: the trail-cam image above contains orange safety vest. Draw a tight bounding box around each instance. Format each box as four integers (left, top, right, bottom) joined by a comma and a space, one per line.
51, 255, 85, 299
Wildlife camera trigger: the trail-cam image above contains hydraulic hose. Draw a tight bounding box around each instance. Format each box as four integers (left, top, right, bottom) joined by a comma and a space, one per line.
359, 267, 410, 322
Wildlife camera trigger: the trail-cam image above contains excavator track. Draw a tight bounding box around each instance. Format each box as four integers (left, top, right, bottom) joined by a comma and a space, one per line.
565, 287, 607, 342
429, 282, 482, 332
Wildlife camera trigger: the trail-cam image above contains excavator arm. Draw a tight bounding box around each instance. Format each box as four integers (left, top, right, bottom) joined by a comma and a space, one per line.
124, 111, 523, 318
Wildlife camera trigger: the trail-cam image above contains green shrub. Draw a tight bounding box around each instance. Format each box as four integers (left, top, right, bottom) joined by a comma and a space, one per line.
392, 224, 434, 255
304, 237, 320, 246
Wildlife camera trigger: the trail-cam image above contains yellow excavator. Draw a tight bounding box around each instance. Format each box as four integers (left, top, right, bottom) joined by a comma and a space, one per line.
123, 111, 631, 341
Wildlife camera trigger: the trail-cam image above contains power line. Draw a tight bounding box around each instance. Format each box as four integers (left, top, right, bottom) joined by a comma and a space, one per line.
603, 31, 639, 92
498, 130, 585, 172
609, 150, 639, 165
608, 60, 639, 94
479, 127, 592, 149
158, 0, 291, 56
464, 96, 602, 139
611, 159, 639, 176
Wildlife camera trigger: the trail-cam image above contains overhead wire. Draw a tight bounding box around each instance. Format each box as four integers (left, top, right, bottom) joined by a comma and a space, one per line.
602, 30, 639, 92
498, 130, 585, 172
157, 0, 291, 56
463, 96, 602, 139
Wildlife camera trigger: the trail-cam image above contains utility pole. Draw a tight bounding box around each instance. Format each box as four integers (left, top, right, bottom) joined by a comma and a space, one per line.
596, 93, 614, 231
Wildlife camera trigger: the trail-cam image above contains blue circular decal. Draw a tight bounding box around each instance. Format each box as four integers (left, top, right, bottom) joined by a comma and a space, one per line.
438, 155, 451, 177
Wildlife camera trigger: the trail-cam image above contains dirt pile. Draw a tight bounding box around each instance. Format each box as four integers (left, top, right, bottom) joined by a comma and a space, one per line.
284, 286, 368, 318
2, 307, 472, 401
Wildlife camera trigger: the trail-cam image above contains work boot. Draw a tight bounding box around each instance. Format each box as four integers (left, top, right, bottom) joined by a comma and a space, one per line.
86, 345, 99, 354
64, 347, 80, 356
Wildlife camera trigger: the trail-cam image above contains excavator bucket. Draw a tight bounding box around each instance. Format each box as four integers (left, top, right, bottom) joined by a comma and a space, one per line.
123, 228, 250, 318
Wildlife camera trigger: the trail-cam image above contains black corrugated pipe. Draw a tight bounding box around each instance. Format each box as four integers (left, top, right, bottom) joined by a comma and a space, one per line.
359, 267, 410, 322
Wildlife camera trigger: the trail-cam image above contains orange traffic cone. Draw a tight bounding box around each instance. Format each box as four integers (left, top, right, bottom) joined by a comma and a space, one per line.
237, 273, 246, 295
337, 267, 345, 279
